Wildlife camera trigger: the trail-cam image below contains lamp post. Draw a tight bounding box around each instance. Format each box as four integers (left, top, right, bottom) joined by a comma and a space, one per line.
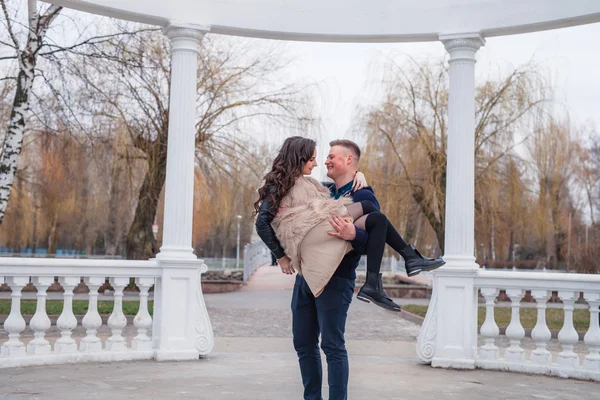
236, 215, 242, 269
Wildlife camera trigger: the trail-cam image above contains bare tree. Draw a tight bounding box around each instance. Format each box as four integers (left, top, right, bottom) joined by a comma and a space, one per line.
71, 28, 313, 259
360, 58, 548, 251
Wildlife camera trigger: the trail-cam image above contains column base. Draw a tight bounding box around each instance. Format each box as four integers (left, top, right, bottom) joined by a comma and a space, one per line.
157, 246, 197, 260
79, 340, 103, 353
1, 344, 26, 357
432, 357, 475, 369
27, 343, 51, 356
54, 341, 77, 354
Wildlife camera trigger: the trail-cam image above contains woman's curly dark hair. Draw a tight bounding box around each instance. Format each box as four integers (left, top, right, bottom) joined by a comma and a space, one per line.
253, 136, 316, 216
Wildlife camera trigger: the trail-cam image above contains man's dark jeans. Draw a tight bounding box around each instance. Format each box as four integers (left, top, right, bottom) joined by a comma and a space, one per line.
291, 274, 355, 400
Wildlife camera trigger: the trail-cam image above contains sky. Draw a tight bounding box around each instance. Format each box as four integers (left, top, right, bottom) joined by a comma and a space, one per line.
277, 22, 600, 179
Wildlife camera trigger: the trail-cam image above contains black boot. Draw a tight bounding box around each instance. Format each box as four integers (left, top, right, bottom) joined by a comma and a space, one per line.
400, 245, 445, 277
357, 272, 401, 312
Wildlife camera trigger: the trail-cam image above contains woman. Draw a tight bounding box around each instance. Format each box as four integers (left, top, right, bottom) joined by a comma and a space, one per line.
254, 136, 443, 310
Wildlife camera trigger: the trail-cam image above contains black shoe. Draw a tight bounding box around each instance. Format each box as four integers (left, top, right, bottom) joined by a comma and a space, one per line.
400, 245, 446, 277
357, 272, 401, 312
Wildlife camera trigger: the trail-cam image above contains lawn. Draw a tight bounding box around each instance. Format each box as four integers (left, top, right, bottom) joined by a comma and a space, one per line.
402, 305, 591, 332
0, 300, 153, 316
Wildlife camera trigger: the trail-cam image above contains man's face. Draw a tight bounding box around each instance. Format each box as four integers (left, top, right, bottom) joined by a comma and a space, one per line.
325, 145, 353, 180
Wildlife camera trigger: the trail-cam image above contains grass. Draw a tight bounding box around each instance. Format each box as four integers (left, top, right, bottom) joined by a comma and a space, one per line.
0, 300, 153, 316
403, 305, 591, 332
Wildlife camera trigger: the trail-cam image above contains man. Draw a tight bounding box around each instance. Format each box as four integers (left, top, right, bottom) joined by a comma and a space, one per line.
257, 139, 442, 399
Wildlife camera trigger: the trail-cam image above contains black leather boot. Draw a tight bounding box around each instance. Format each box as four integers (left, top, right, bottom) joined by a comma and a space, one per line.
357, 272, 401, 312
400, 245, 445, 277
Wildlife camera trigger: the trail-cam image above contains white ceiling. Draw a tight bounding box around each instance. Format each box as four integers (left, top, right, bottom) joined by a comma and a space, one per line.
46, 0, 600, 42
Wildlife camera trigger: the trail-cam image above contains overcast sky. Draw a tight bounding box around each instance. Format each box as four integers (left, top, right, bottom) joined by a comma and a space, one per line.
277, 22, 600, 179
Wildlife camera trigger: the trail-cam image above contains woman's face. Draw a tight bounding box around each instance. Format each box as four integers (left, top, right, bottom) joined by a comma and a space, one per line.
302, 148, 318, 175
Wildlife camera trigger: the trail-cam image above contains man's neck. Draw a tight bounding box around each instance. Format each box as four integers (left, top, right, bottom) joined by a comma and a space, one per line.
333, 171, 357, 189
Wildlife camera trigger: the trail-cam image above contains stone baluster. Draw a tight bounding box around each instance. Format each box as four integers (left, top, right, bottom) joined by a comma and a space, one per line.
80, 277, 104, 352
504, 288, 525, 362
530, 289, 552, 365
27, 276, 54, 355
479, 287, 499, 360
583, 292, 600, 371
1, 276, 28, 357
557, 290, 580, 368
55, 276, 79, 353
133, 277, 154, 351
106, 277, 129, 351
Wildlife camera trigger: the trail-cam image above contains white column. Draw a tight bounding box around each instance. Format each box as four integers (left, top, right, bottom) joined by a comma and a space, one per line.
583, 292, 600, 371
441, 32, 484, 263
153, 23, 214, 361
27, 276, 54, 355
157, 23, 207, 261
424, 33, 484, 369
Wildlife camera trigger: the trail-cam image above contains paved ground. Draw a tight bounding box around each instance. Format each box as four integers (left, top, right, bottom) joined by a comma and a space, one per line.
1, 266, 599, 399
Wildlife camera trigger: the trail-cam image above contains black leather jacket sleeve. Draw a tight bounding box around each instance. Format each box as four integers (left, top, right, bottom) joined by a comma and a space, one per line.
255, 194, 286, 260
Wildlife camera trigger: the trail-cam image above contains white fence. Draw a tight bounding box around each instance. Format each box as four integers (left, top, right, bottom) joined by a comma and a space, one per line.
243, 241, 270, 282
418, 267, 600, 381
0, 256, 213, 368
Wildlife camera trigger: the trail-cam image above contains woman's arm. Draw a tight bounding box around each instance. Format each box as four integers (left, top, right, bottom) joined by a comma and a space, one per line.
255, 196, 286, 260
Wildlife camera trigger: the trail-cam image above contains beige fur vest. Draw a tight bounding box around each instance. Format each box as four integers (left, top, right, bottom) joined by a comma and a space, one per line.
271, 176, 351, 271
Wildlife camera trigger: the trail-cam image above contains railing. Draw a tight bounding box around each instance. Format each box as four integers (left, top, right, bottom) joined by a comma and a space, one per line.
0, 256, 214, 368
418, 267, 600, 381
243, 241, 270, 282
357, 256, 406, 274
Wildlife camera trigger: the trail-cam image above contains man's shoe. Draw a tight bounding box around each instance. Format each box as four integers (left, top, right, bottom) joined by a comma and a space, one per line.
400, 245, 446, 277
357, 272, 401, 312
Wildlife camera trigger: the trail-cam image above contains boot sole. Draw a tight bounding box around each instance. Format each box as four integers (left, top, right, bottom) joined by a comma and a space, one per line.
407, 260, 446, 277
356, 293, 401, 312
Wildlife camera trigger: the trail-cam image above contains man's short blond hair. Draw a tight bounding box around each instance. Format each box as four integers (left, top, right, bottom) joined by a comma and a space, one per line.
329, 139, 361, 163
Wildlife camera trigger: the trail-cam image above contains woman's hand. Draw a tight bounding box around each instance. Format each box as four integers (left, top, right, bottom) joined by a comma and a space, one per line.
352, 171, 368, 191
278, 256, 295, 275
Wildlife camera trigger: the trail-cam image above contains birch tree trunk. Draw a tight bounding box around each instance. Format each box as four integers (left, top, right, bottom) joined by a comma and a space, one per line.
0, 1, 62, 223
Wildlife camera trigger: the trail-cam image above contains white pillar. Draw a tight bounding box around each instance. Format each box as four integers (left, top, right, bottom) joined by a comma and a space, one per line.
158, 23, 206, 261
418, 33, 484, 369
153, 23, 214, 361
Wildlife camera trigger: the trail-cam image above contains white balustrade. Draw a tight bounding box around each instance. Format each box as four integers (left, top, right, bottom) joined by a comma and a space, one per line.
583, 292, 600, 371
0, 256, 211, 368
80, 276, 103, 353
106, 277, 129, 351
55, 276, 79, 354
478, 287, 499, 361
27, 276, 53, 355
133, 277, 154, 351
504, 288, 525, 362
556, 290, 580, 368
243, 241, 270, 282
1, 276, 28, 357
530, 289, 552, 365
422, 269, 600, 381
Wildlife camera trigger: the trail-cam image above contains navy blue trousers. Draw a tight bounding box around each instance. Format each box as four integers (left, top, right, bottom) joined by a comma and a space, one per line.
291, 274, 355, 400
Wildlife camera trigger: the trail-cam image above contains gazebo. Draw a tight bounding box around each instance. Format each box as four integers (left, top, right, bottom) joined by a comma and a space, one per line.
2, 0, 600, 382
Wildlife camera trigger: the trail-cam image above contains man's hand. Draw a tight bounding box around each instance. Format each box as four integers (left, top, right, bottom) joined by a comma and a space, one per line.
328, 215, 356, 241
278, 256, 295, 275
